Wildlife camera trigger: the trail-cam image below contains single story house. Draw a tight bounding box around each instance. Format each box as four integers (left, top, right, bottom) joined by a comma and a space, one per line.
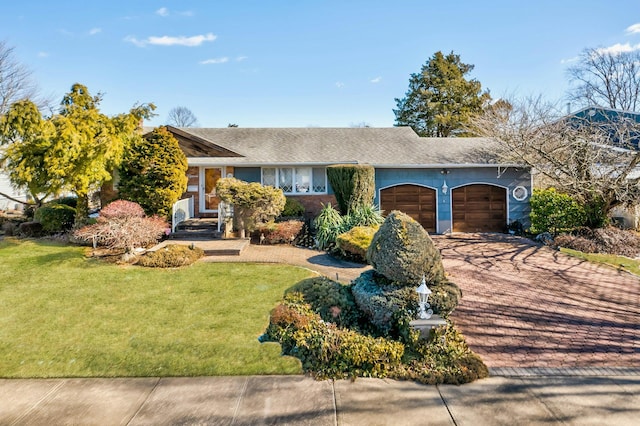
158, 126, 531, 234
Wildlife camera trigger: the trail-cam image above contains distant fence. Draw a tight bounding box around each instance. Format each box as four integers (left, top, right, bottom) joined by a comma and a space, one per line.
171, 196, 194, 233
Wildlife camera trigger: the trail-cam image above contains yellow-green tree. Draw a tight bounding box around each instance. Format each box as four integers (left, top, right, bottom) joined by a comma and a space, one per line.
0, 83, 154, 222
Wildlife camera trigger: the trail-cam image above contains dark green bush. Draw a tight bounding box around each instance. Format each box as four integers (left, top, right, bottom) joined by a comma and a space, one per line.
137, 244, 204, 267
34, 204, 76, 233
336, 225, 378, 263
429, 280, 462, 317
18, 221, 43, 237
286, 277, 361, 328
326, 164, 375, 214
367, 210, 446, 286
49, 196, 78, 208
530, 188, 587, 235
280, 198, 305, 217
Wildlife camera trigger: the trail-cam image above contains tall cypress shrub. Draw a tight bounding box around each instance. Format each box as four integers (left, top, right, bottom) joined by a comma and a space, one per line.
326, 164, 375, 214
117, 126, 188, 218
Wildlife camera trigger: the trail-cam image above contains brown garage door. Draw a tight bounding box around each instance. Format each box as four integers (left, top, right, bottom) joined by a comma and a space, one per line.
380, 184, 436, 232
452, 184, 506, 232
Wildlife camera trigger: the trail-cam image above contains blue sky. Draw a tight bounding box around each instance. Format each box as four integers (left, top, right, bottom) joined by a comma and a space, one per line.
2, 1, 640, 128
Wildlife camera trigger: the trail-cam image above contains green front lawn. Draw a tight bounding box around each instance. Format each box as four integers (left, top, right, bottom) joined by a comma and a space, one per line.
0, 239, 312, 378
561, 247, 640, 277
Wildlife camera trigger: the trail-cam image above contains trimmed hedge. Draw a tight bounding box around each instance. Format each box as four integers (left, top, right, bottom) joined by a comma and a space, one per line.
530, 188, 587, 235
367, 210, 446, 286
326, 164, 375, 214
280, 198, 305, 217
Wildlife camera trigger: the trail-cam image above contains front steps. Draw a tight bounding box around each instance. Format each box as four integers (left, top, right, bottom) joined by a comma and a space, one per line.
166, 218, 249, 256
170, 218, 221, 240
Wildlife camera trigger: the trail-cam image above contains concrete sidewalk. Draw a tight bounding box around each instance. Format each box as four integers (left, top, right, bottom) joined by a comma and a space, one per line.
2, 375, 639, 425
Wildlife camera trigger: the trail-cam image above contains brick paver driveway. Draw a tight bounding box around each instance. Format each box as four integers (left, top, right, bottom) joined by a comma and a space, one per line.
433, 234, 640, 368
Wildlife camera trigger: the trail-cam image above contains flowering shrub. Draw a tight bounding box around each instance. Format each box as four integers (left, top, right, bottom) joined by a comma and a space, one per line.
74, 200, 168, 255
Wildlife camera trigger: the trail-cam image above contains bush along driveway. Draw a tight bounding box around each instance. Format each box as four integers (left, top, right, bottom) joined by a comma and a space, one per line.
434, 234, 640, 370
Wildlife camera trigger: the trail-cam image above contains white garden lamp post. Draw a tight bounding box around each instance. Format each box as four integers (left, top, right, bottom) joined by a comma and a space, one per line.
416, 275, 433, 320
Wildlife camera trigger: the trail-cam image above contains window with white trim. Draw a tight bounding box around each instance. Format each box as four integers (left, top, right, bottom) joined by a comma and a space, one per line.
262, 167, 327, 194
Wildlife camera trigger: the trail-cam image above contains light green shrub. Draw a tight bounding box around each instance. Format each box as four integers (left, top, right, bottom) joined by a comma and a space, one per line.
530, 188, 587, 234
336, 226, 378, 262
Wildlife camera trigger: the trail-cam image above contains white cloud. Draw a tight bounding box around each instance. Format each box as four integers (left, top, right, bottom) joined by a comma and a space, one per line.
156, 7, 169, 17
560, 56, 578, 64
125, 33, 217, 47
200, 57, 229, 64
626, 23, 640, 34
236, 56, 248, 62
179, 10, 194, 17
37, 51, 49, 58
370, 76, 382, 83
596, 42, 640, 55
89, 28, 102, 35
335, 81, 345, 88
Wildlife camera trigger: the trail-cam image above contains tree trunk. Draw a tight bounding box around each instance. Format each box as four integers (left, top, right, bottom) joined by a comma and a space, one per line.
75, 193, 90, 226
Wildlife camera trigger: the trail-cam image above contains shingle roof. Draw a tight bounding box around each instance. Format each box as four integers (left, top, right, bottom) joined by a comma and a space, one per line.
164, 126, 510, 167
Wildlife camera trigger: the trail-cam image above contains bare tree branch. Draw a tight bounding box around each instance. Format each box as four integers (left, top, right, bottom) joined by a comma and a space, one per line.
567, 48, 640, 111
470, 96, 640, 226
166, 106, 199, 127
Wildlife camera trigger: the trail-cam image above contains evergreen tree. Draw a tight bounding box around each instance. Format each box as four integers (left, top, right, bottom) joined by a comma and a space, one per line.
394, 51, 490, 137
118, 126, 188, 218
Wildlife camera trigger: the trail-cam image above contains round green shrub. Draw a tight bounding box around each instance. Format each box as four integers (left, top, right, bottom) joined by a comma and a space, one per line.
280, 198, 305, 217
49, 196, 78, 208
18, 221, 43, 237
367, 210, 446, 286
286, 277, 361, 328
137, 244, 204, 268
34, 204, 76, 233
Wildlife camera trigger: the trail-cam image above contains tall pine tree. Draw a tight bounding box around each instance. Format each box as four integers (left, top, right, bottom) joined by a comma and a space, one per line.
394, 51, 490, 137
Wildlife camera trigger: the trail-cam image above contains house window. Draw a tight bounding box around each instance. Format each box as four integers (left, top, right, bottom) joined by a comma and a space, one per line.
262, 167, 327, 194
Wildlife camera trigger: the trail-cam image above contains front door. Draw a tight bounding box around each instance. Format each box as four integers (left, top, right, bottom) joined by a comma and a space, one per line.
201, 167, 223, 213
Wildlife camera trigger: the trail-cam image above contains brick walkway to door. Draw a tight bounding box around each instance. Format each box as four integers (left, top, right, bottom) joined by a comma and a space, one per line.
434, 234, 640, 368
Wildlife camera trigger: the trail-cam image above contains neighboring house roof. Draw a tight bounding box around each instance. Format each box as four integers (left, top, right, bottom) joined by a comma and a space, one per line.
154, 126, 515, 168
568, 106, 640, 149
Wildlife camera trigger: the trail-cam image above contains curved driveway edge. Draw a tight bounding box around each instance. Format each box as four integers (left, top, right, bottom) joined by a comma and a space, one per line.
434, 234, 640, 369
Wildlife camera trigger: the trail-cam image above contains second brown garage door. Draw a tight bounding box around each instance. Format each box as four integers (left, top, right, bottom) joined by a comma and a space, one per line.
452, 184, 506, 232
380, 184, 436, 232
